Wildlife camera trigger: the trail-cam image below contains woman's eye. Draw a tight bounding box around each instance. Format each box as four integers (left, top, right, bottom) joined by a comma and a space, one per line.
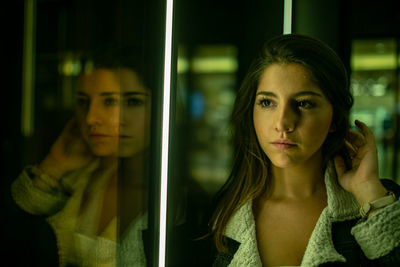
77, 98, 89, 108
297, 100, 315, 109
104, 97, 119, 106
258, 99, 274, 108
126, 98, 144, 107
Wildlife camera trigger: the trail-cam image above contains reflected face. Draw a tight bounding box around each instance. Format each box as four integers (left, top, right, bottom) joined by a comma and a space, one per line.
76, 68, 151, 157
253, 63, 333, 168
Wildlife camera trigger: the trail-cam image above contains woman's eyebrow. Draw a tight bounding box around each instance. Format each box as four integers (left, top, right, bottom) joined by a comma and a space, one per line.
255, 91, 322, 98
293, 91, 323, 97
77, 91, 120, 97
77, 91, 88, 97
123, 92, 150, 96
99, 92, 120, 96
77, 91, 150, 97
256, 91, 276, 97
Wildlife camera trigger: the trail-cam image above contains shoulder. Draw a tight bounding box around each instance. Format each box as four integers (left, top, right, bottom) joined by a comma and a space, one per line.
213, 200, 262, 266
224, 201, 254, 242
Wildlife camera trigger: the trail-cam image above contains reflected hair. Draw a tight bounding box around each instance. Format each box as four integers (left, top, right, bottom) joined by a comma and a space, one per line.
209, 34, 353, 252
79, 43, 156, 90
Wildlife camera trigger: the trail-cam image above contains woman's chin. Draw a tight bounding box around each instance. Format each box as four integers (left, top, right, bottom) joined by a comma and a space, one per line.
117, 147, 147, 158
91, 147, 118, 158
269, 155, 299, 169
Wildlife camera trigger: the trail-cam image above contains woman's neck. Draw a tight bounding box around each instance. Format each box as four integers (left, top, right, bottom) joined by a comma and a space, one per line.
120, 152, 148, 186
269, 152, 326, 200
99, 156, 118, 169
98, 152, 148, 180
97, 153, 148, 191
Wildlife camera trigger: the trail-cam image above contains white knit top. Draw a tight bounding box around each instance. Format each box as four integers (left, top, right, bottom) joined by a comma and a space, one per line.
12, 160, 148, 267
223, 163, 400, 267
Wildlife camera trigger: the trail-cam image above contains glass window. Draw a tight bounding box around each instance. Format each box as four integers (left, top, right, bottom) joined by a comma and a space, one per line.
2, 0, 166, 266
165, 1, 284, 265
350, 38, 400, 182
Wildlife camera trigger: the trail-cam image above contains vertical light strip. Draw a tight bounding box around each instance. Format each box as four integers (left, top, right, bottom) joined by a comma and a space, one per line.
158, 0, 174, 265
21, 0, 36, 137
283, 0, 292, 34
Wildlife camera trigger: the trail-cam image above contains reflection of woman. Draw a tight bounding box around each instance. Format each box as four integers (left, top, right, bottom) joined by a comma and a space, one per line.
209, 34, 400, 266
6, 52, 151, 266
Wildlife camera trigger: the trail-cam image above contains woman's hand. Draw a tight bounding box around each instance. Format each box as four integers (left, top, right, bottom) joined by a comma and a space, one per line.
38, 117, 94, 181
334, 120, 387, 206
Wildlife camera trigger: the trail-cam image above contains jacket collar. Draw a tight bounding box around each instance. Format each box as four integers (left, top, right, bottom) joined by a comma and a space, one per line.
224, 163, 360, 266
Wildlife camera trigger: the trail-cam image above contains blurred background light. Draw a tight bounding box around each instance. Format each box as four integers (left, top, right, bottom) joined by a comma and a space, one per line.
191, 56, 238, 73
58, 55, 82, 76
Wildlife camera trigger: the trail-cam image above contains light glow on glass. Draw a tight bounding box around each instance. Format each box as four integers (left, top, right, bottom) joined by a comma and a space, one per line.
283, 0, 292, 34
158, 0, 174, 265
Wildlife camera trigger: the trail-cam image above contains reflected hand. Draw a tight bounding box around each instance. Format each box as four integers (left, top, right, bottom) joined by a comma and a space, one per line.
39, 117, 94, 181
334, 120, 387, 205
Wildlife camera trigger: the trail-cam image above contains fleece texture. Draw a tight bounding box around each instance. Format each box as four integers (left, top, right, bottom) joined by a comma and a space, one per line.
224, 164, 400, 267
11, 160, 147, 267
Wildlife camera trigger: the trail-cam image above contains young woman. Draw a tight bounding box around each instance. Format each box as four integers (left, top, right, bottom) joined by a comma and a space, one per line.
5, 48, 152, 266
210, 34, 400, 266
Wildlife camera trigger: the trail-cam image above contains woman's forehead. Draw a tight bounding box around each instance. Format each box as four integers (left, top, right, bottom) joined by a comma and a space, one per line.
78, 68, 147, 94
257, 63, 322, 95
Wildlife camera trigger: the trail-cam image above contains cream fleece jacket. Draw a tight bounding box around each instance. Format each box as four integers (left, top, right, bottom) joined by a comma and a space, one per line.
224, 164, 400, 266
11, 160, 147, 267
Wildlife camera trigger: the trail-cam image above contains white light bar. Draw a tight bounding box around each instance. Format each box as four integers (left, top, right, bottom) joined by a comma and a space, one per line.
158, 0, 174, 265
283, 0, 292, 34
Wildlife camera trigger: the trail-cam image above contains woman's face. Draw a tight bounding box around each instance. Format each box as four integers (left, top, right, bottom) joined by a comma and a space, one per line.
253, 63, 333, 168
76, 68, 151, 158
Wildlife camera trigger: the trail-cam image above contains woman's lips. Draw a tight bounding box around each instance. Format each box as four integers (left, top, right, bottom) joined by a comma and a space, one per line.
118, 135, 133, 139
88, 134, 112, 140
271, 139, 297, 150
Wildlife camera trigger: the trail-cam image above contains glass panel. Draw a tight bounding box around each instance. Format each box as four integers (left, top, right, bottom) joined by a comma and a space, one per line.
179, 44, 238, 194
350, 38, 400, 182
166, 1, 284, 265
1, 0, 166, 266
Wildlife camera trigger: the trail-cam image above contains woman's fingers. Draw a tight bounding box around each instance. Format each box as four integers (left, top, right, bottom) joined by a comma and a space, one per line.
354, 120, 375, 145
344, 120, 376, 156
344, 138, 358, 152
63, 117, 81, 138
347, 129, 365, 148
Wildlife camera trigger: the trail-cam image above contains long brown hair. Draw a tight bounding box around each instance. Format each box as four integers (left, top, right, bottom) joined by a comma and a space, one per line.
209, 34, 354, 252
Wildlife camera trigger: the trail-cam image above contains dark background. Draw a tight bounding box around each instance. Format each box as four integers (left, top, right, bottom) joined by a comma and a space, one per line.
2, 0, 400, 264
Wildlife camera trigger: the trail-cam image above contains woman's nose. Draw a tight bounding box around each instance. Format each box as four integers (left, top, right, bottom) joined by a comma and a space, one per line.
86, 103, 102, 126
275, 103, 297, 133
119, 107, 127, 126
